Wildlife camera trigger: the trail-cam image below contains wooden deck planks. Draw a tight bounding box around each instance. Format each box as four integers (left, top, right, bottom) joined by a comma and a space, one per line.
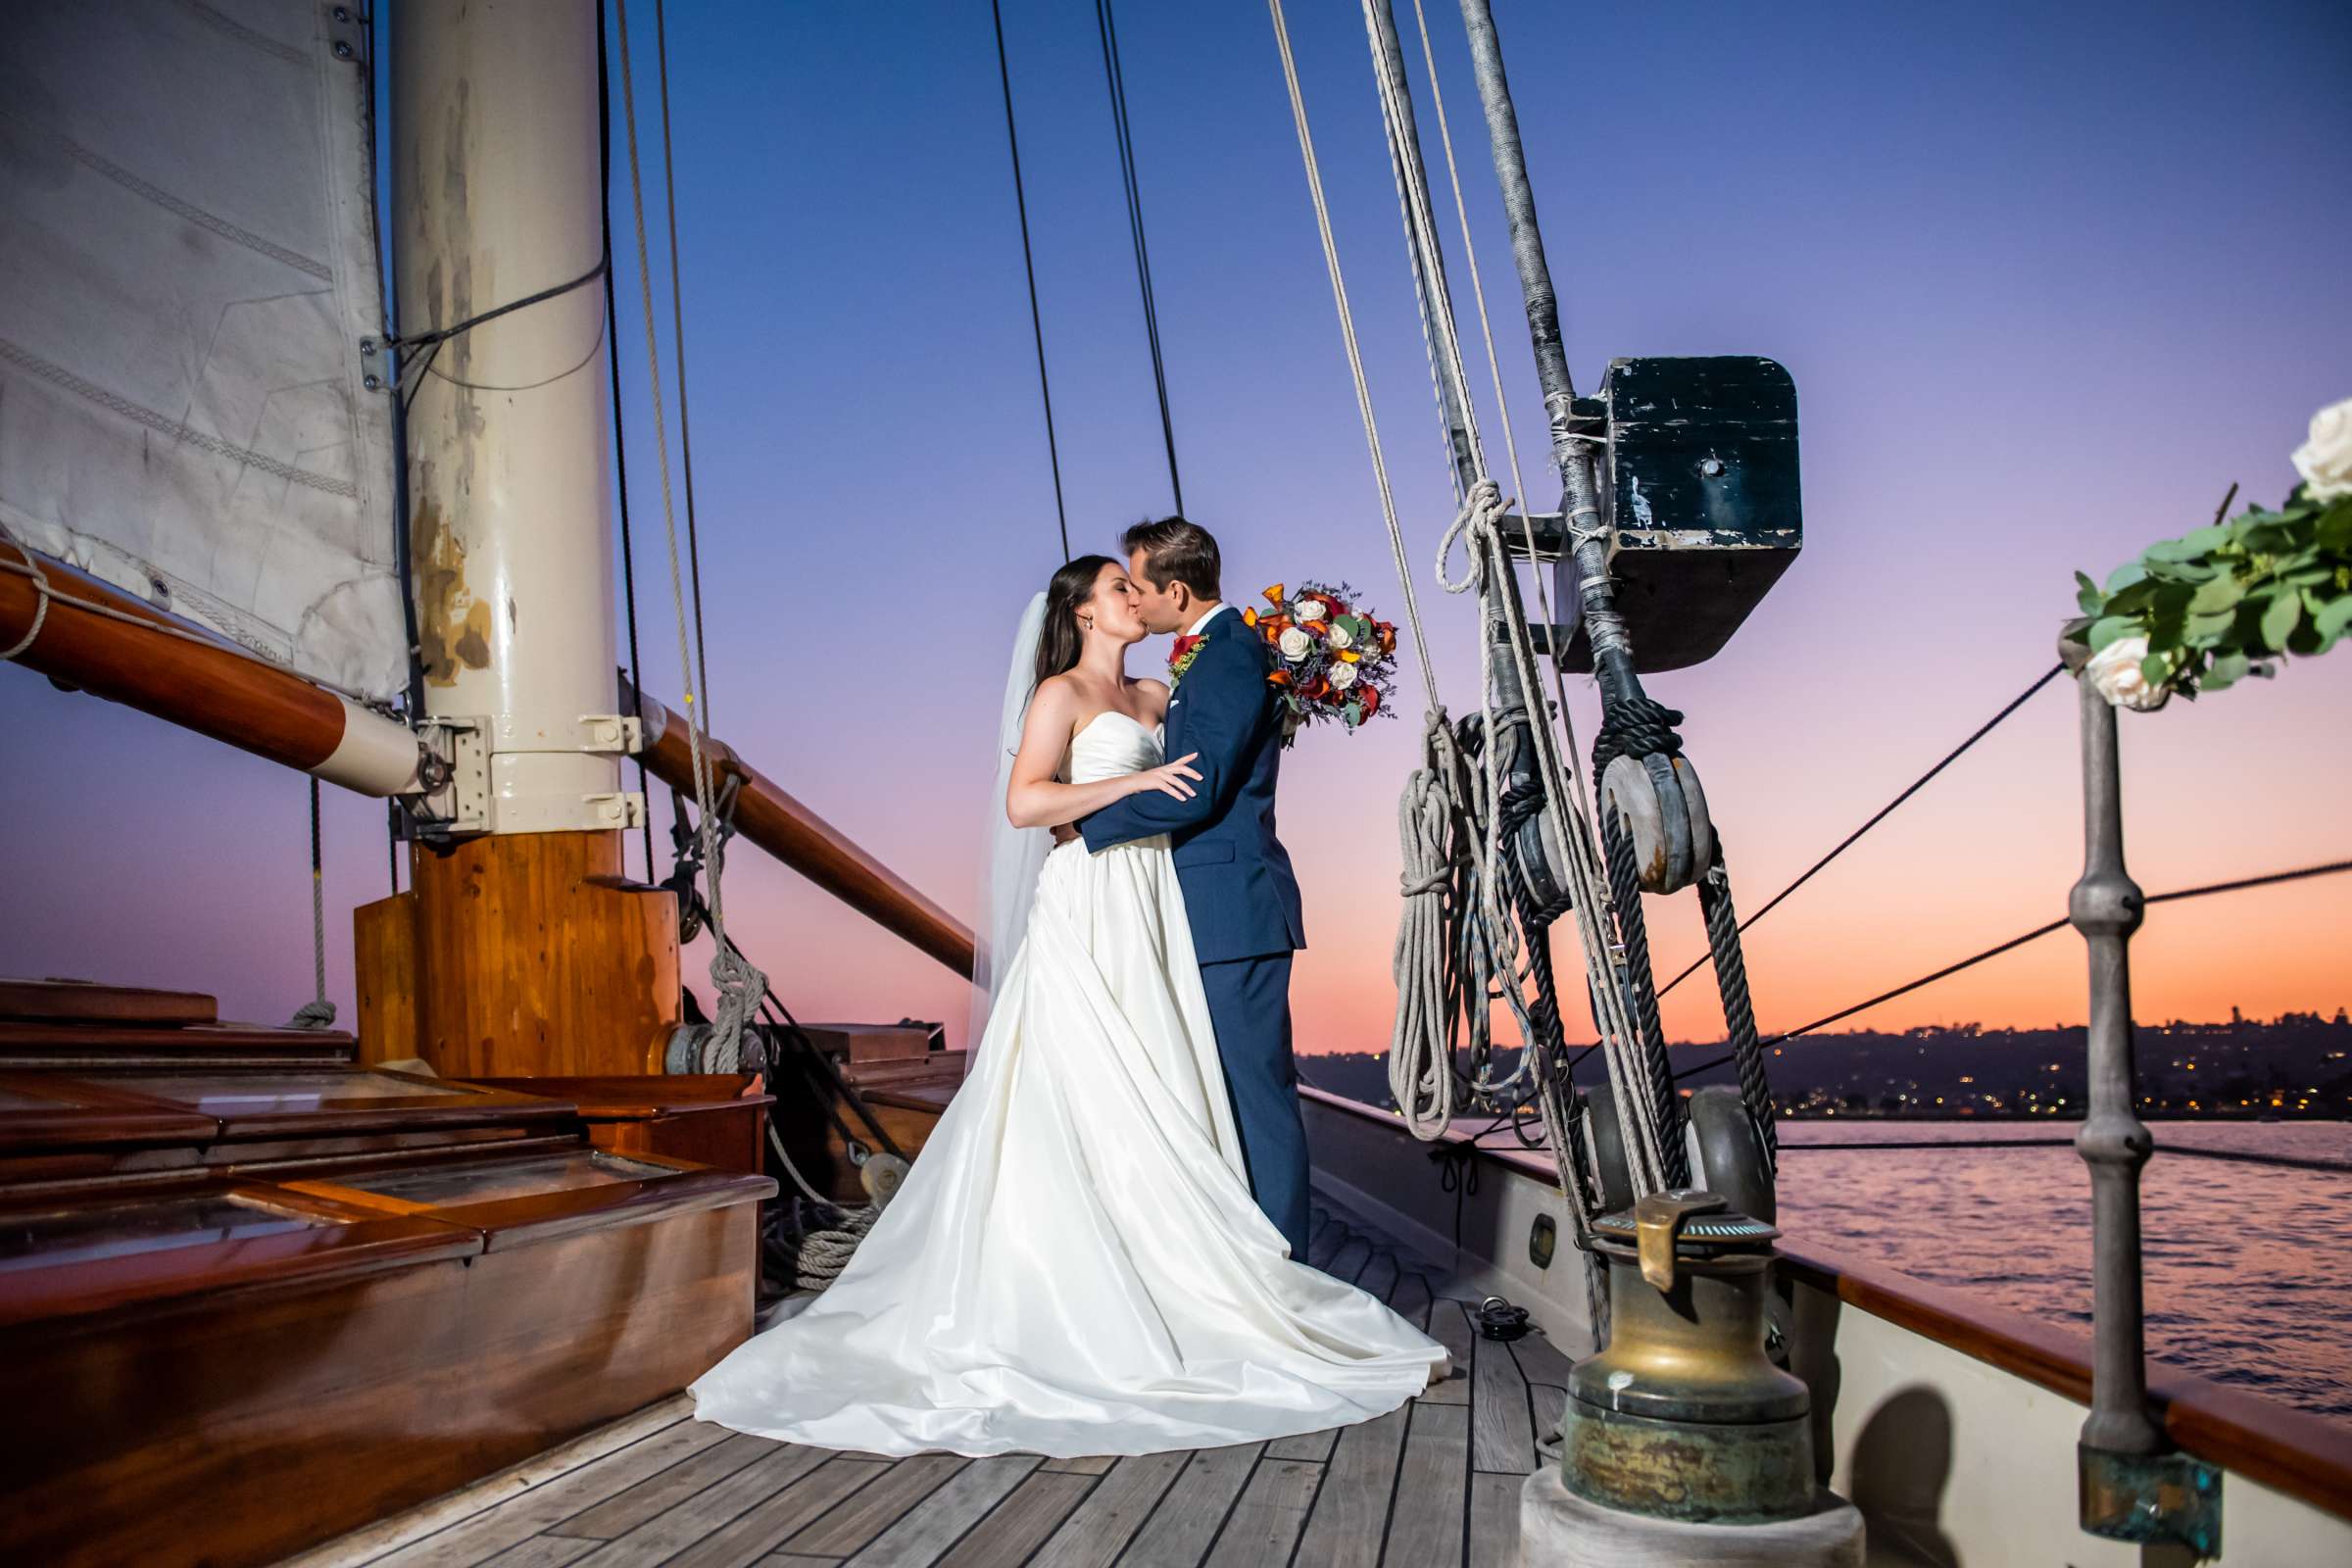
1201, 1458, 1322, 1568
1353, 1250, 1398, 1307
560, 1434, 783, 1540
1465, 1472, 1523, 1568
559, 1446, 841, 1567
843, 1456, 1040, 1568
371, 1421, 737, 1567
657, 1456, 892, 1568
777, 1455, 967, 1558
1382, 1403, 1467, 1568
1025, 1451, 1189, 1568
1115, 1444, 1264, 1568
932, 1471, 1096, 1568
1470, 1328, 1537, 1475
1419, 1300, 1474, 1406
305, 1202, 1565, 1568
1263, 1429, 1339, 1463
1291, 1403, 1406, 1568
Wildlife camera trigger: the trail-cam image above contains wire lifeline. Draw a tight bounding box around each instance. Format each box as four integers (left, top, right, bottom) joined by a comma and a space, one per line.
1096, 0, 1183, 514
991, 0, 1071, 559
612, 0, 763, 1068
1660, 856, 2352, 1085
1657, 662, 2070, 1000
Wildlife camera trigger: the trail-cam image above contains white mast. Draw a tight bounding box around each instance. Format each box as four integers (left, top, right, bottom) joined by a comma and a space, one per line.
394, 0, 635, 838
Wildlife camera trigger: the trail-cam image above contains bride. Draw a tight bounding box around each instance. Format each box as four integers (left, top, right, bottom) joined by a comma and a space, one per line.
689, 555, 1446, 1457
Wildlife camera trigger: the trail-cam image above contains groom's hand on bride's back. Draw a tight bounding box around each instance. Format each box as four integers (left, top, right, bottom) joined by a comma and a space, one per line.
1051, 822, 1080, 846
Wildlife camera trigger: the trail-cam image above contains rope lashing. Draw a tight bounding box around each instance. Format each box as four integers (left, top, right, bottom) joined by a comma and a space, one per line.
614, 0, 762, 1070
1592, 698, 1686, 773
0, 527, 52, 661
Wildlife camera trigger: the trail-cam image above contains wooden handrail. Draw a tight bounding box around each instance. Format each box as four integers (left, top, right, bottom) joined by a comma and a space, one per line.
1294, 1085, 2352, 1522
624, 680, 976, 979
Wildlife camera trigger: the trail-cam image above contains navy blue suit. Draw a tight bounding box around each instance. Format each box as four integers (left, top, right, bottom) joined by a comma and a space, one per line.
1079, 607, 1311, 1257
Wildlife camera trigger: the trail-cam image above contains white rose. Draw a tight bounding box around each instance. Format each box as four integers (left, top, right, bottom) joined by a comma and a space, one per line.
2083, 635, 2168, 711
1326, 621, 1355, 651
1330, 662, 1358, 690
2291, 396, 2352, 502
1278, 626, 1313, 662
1294, 599, 1328, 623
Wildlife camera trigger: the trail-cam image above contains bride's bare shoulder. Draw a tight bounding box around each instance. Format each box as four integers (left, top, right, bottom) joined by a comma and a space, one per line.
1130, 676, 1171, 721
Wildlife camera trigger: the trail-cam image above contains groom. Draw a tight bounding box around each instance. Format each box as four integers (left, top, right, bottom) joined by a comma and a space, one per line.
1073, 517, 1312, 1259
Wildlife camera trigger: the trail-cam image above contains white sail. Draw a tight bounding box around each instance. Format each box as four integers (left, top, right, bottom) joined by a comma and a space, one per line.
0, 0, 404, 701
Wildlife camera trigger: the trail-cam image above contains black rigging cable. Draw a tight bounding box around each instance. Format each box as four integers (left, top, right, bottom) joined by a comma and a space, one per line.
1095, 0, 1183, 514
1665, 856, 2352, 1084
653, 0, 713, 732
990, 0, 1071, 558
1656, 662, 2069, 1000
600, 1, 660, 881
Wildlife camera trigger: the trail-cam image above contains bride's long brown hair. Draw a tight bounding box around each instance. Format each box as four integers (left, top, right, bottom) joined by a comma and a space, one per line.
1033, 556, 1118, 689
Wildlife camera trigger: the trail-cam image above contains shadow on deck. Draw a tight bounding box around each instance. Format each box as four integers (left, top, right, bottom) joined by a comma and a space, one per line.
279, 1196, 1576, 1568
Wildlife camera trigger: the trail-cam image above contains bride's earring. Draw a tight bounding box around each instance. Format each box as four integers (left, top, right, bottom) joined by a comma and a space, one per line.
1080, 616, 1094, 632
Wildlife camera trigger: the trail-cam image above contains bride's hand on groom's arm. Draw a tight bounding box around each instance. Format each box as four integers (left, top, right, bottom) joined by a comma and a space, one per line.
1129, 754, 1200, 804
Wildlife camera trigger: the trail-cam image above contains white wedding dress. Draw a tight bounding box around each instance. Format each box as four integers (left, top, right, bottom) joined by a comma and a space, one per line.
690, 711, 1446, 1456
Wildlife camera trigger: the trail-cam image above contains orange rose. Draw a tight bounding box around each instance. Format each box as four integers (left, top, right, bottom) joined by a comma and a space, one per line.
1263, 583, 1286, 605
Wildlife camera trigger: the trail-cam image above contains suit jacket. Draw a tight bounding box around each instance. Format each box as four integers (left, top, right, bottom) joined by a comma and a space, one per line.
1079, 610, 1305, 964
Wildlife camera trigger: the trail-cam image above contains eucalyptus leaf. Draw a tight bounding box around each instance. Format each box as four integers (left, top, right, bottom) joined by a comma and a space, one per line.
2204, 651, 2249, 690
2314, 593, 2352, 643
2104, 562, 2148, 594
2185, 609, 2236, 642
2260, 590, 2302, 652
2085, 615, 2140, 652
2188, 575, 2245, 614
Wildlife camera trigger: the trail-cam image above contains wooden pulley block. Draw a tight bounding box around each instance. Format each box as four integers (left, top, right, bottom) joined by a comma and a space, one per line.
1601, 754, 1716, 896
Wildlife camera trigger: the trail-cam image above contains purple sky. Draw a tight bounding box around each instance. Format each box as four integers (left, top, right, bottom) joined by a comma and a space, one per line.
4, 0, 2347, 1054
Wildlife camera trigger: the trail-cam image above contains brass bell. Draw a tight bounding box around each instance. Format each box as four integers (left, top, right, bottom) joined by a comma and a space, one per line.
1558, 1189, 1814, 1525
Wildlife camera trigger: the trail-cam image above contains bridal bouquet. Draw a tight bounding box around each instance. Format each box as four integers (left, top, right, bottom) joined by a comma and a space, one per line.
1246, 580, 1398, 743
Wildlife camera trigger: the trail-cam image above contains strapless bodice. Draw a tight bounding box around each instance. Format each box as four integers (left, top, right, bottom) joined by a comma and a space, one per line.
1066, 710, 1162, 785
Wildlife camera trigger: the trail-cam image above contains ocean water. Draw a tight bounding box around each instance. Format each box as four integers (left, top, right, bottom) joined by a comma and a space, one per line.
1773, 1120, 2352, 1423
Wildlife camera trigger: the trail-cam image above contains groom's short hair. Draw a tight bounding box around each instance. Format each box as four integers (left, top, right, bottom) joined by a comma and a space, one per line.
1123, 516, 1221, 600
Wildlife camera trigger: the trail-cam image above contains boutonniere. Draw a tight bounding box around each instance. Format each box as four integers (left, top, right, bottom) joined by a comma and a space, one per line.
1167, 632, 1207, 690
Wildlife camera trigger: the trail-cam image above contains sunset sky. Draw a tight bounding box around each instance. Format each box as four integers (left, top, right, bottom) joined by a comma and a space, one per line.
3, 0, 2347, 1061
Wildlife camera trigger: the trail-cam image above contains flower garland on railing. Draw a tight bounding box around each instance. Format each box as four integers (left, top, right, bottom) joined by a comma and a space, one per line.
2070, 397, 2352, 710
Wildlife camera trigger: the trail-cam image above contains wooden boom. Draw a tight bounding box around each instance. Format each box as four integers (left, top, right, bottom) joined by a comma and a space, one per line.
0, 540, 419, 796
626, 679, 977, 979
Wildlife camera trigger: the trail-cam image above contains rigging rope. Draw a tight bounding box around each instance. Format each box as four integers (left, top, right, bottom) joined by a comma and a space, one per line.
991, 0, 1071, 558
654, 0, 713, 734
614, 0, 762, 1069
599, 0, 660, 882
1095, 0, 1184, 514
1356, 0, 1672, 1197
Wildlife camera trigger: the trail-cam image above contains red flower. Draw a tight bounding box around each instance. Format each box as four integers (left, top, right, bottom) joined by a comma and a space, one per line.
1168, 633, 1204, 667
1358, 685, 1380, 718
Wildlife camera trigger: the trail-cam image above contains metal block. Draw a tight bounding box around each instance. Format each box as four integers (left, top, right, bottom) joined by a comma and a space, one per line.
2080, 1445, 2223, 1557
